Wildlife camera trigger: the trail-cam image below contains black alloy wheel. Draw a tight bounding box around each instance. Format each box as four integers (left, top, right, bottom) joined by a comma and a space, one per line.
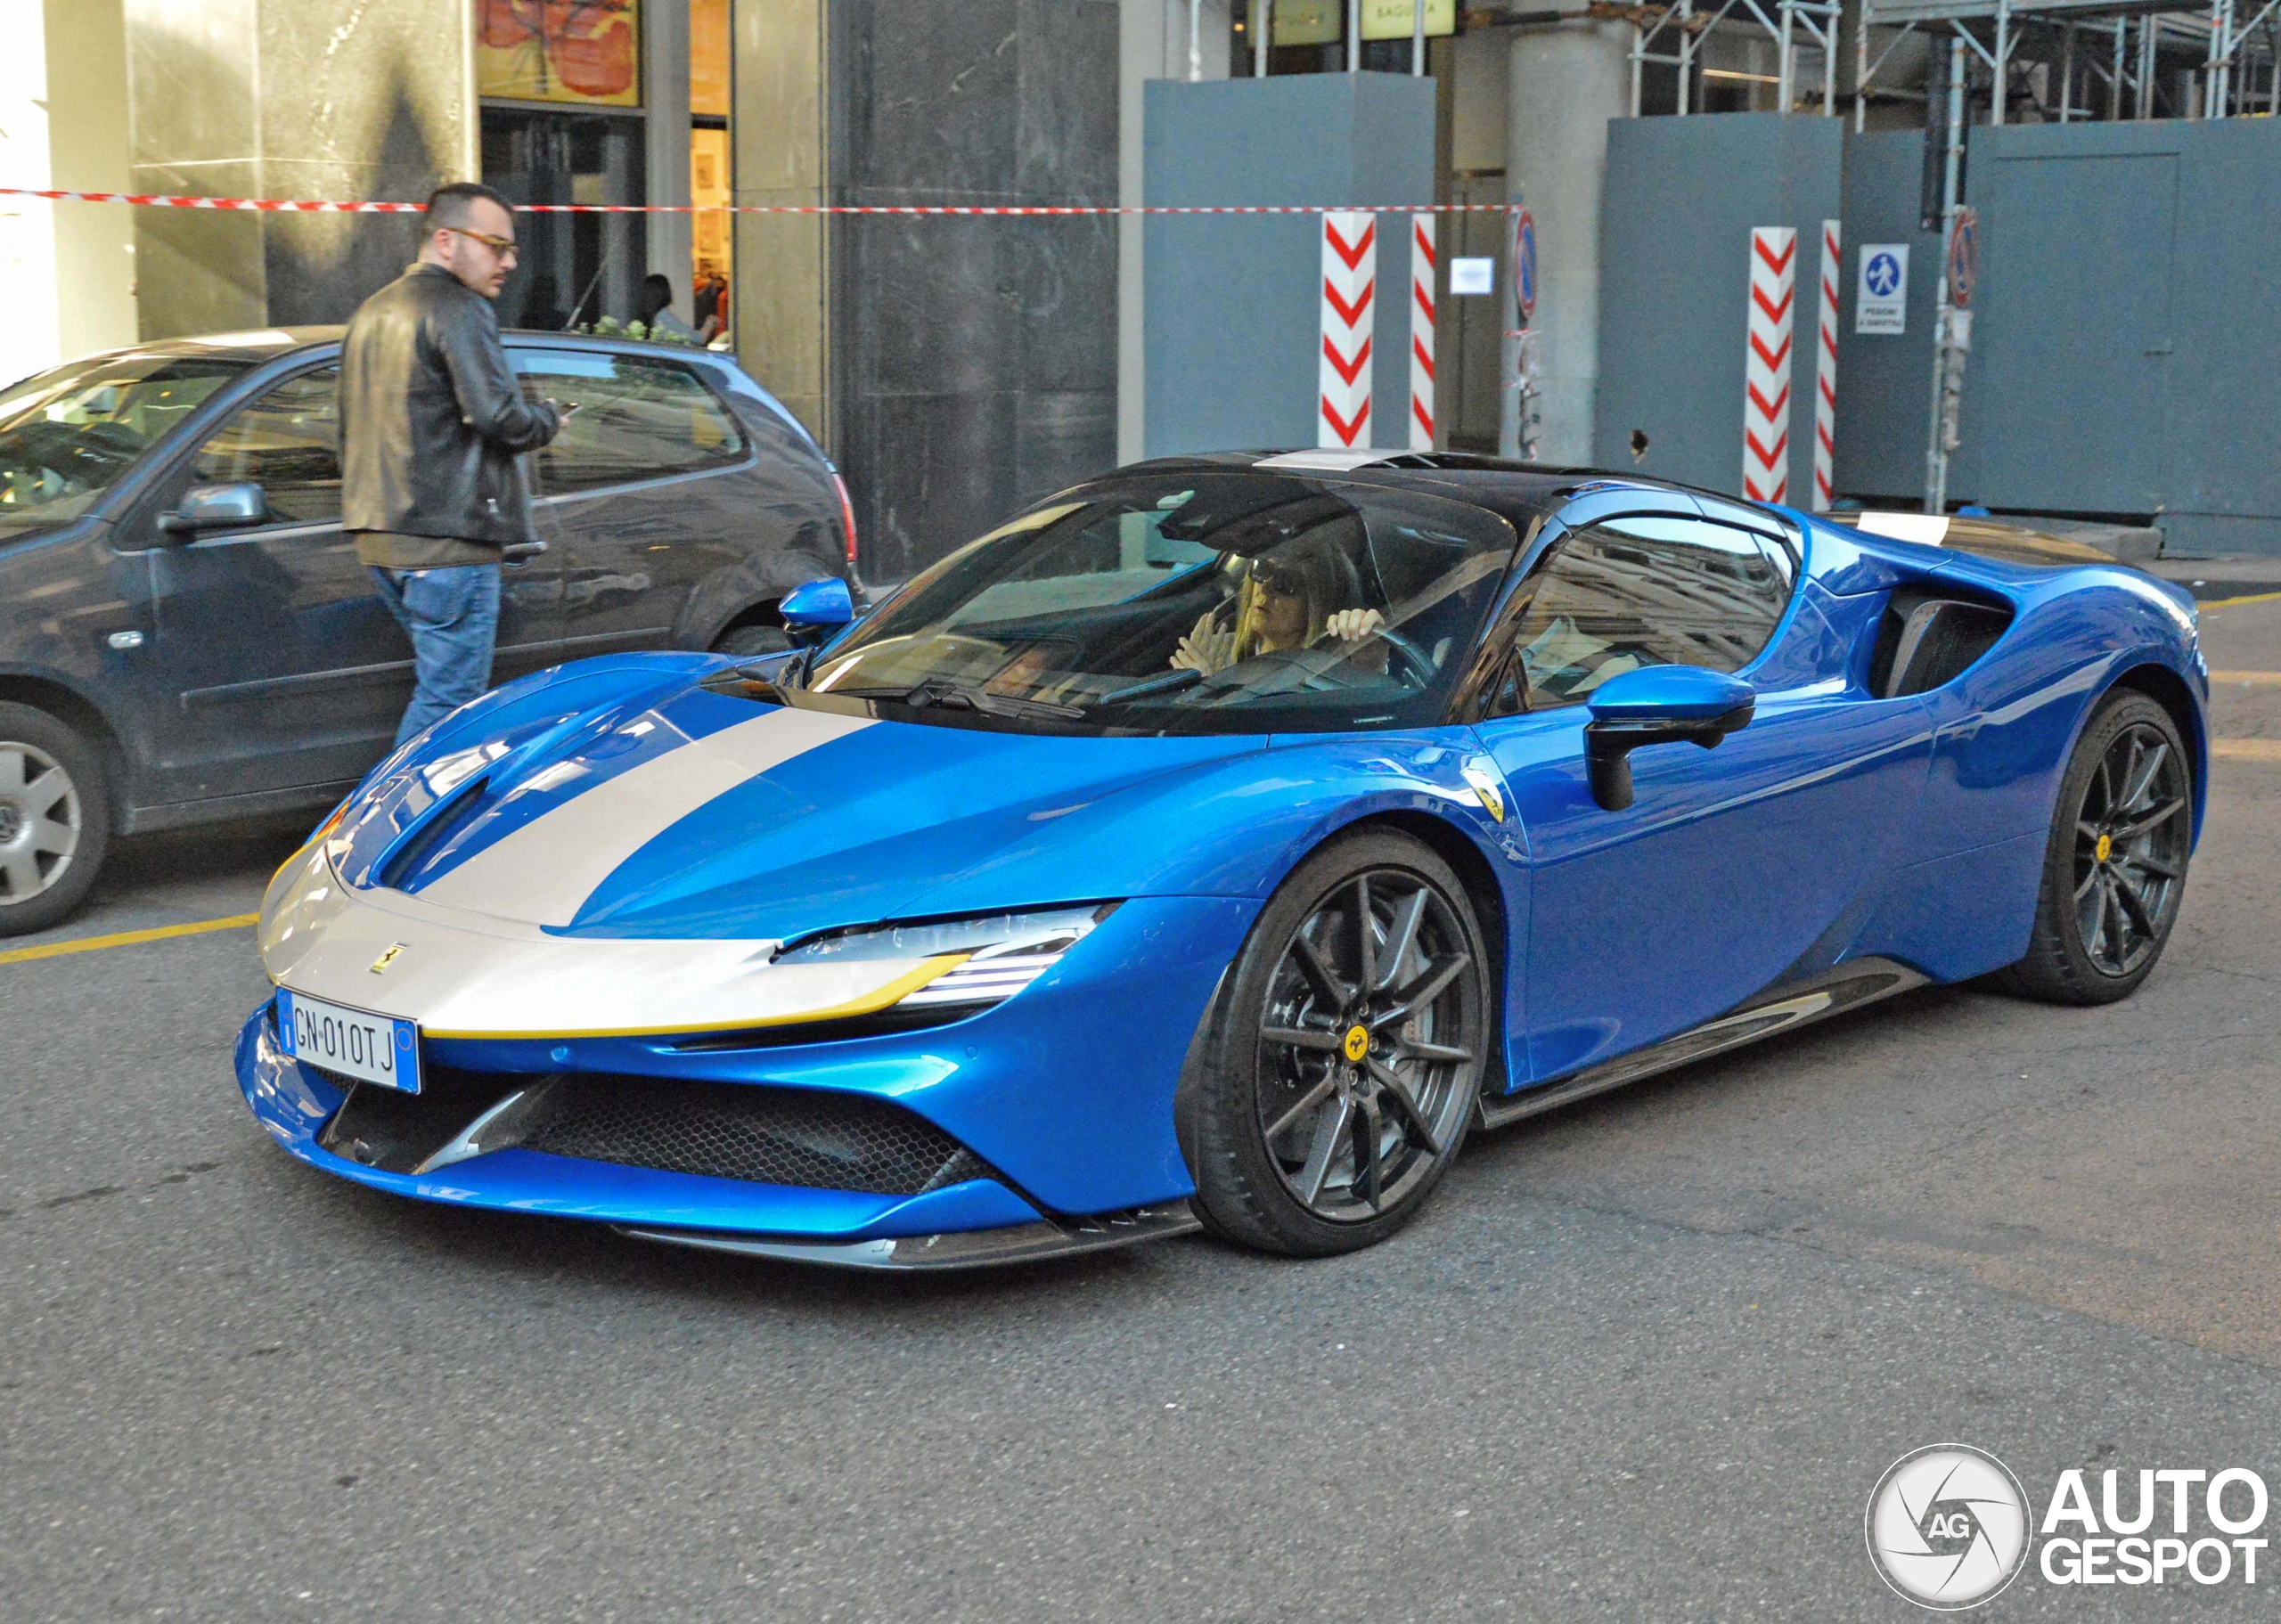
1183, 828, 1488, 1255
1997, 690, 2191, 1004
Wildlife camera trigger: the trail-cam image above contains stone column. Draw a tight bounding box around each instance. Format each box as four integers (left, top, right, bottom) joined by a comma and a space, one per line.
122, 0, 477, 339
732, 0, 829, 442
1506, 20, 1629, 464
643, 0, 694, 324
0, 0, 137, 379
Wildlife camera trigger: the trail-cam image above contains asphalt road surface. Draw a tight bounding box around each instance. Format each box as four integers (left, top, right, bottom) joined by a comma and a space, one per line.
6, 591, 2281, 1622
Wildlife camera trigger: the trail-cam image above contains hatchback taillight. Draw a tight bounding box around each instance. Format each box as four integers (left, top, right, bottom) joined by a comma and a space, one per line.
830, 469, 858, 567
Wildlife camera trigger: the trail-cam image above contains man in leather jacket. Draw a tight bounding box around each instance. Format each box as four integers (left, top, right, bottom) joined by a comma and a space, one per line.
341, 182, 561, 745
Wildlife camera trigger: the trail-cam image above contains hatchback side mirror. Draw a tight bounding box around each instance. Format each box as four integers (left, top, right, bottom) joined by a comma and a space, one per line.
1583, 666, 1755, 811
159, 482, 269, 538
779, 576, 854, 649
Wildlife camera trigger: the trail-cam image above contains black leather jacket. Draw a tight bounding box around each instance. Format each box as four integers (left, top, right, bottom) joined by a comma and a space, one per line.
339, 264, 560, 545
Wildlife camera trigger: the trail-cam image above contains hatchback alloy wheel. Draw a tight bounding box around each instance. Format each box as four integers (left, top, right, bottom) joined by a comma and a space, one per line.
0, 739, 79, 908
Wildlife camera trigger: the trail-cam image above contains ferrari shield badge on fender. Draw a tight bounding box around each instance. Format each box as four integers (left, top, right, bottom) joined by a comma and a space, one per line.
370, 943, 407, 975
1461, 763, 1506, 822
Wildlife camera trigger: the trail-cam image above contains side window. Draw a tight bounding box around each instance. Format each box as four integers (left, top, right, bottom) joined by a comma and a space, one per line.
511, 349, 745, 494
1500, 517, 1792, 711
190, 366, 341, 526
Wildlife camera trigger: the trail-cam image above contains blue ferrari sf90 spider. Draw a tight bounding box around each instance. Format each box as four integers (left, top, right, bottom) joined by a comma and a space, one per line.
240, 452, 2206, 1267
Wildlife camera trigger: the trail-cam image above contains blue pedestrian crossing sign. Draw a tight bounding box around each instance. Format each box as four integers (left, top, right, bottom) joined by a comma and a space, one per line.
1856, 243, 1909, 335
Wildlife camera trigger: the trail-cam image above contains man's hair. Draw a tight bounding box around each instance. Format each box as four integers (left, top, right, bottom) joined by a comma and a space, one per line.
426, 182, 514, 232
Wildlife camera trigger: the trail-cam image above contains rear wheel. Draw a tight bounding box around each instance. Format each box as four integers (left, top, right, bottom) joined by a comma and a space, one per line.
1184, 829, 1487, 1256
1997, 690, 2191, 1005
0, 703, 110, 936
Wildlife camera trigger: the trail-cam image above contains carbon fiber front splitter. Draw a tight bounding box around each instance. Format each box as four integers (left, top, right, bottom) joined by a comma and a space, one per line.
614, 1201, 1202, 1270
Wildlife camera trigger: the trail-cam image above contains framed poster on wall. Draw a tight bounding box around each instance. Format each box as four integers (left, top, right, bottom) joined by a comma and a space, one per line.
478, 0, 642, 108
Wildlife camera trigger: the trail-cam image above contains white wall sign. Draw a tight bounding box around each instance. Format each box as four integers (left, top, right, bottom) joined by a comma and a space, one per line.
1856, 244, 1909, 335
1449, 257, 1494, 295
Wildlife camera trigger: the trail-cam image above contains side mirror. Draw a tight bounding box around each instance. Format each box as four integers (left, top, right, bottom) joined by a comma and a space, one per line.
1583, 666, 1755, 812
778, 576, 854, 649
159, 482, 269, 538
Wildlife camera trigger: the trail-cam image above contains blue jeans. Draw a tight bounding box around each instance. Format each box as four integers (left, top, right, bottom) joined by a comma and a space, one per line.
369, 565, 501, 747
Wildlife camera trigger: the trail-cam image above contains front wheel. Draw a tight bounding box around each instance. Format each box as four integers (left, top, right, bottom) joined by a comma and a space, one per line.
1995, 690, 2192, 1005
0, 703, 110, 937
1183, 828, 1489, 1256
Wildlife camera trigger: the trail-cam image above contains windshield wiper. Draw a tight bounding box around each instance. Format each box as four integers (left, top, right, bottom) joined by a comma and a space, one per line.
1097, 668, 1201, 705
838, 678, 1087, 721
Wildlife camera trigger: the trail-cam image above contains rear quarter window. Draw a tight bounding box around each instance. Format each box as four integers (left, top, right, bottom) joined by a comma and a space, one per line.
511, 349, 746, 494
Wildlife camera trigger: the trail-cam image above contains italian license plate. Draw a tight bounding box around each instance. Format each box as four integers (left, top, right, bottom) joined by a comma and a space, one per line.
275, 988, 422, 1094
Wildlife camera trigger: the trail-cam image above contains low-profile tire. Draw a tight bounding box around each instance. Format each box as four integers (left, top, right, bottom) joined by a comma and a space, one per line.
1993, 690, 2192, 1006
0, 702, 110, 937
712, 621, 790, 658
1184, 828, 1489, 1257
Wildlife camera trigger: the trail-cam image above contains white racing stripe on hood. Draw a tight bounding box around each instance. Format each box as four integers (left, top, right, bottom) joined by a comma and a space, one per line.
414, 706, 875, 926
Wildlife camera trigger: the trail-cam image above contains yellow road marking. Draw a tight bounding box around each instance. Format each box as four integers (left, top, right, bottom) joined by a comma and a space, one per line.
2202, 590, 2281, 611
2210, 670, 2281, 686
0, 912, 259, 966
2213, 739, 2281, 762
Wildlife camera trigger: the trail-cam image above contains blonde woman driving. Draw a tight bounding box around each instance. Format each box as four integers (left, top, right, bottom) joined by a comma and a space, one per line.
1170, 551, 1386, 677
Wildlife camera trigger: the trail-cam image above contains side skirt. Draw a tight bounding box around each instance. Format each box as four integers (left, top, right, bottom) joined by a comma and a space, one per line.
1475, 958, 1928, 1132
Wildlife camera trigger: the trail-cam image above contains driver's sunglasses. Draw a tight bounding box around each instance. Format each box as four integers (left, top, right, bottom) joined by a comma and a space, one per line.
451, 225, 519, 258
1252, 561, 1305, 598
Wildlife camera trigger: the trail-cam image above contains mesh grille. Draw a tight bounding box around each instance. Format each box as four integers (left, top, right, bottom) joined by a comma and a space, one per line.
524, 1075, 988, 1196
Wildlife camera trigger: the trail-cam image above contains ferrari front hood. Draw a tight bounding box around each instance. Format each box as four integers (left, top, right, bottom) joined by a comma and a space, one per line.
324, 689, 1262, 943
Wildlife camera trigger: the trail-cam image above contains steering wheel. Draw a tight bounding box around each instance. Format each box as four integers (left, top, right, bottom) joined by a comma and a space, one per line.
1370, 626, 1437, 688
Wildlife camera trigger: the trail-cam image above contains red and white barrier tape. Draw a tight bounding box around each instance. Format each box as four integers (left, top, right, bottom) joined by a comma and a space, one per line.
0, 185, 1522, 217
1319, 212, 1376, 449
1408, 214, 1435, 453
1743, 226, 1795, 506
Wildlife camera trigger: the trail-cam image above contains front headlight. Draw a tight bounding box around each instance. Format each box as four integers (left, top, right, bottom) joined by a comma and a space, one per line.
774, 903, 1116, 1009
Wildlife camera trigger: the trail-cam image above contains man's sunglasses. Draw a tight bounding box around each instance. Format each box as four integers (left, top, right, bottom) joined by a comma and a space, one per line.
449, 225, 518, 257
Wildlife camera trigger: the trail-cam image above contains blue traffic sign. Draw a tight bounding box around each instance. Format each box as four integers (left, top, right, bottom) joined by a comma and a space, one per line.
1864, 251, 1902, 298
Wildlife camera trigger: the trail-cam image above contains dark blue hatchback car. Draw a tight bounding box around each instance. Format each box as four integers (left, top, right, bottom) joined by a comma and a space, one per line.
0, 327, 859, 934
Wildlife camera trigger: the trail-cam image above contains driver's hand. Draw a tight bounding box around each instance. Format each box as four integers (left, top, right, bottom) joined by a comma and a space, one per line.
1323, 608, 1386, 643
1170, 611, 1236, 675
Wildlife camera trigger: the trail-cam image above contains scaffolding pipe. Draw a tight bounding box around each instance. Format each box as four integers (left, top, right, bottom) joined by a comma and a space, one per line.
1853, 0, 1868, 127
2138, 15, 2157, 117
2059, 21, 2075, 118
2110, 18, 2126, 118
1826, 0, 1839, 110
1780, 0, 1797, 108
1680, 0, 1695, 112
1993, 0, 2010, 121
1255, 0, 1269, 76
1349, 0, 1361, 70
1925, 37, 1965, 518
1414, 0, 1427, 72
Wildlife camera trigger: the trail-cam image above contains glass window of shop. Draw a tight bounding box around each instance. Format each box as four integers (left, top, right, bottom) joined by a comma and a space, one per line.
690, 0, 732, 344
1239, 0, 1455, 76
477, 0, 647, 332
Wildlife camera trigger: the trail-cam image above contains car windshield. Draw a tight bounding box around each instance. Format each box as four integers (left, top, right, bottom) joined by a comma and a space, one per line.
805, 471, 1518, 735
0, 355, 249, 533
